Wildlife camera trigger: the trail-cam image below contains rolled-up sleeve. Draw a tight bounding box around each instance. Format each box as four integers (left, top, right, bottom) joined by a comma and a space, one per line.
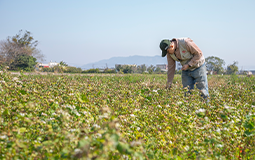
166, 53, 176, 84
185, 38, 203, 67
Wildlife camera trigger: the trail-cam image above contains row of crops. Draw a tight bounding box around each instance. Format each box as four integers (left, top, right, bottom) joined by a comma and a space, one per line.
0, 70, 255, 159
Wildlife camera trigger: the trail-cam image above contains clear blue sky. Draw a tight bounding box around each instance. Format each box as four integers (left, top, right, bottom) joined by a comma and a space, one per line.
0, 0, 254, 69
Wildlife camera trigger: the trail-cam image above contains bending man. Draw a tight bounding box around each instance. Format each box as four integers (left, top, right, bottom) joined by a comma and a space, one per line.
159, 37, 209, 99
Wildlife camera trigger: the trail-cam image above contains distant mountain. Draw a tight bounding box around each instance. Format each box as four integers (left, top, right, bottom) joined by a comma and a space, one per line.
81, 55, 167, 69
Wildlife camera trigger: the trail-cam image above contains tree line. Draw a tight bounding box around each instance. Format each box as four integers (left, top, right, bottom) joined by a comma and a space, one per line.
205, 56, 239, 75
0, 30, 241, 74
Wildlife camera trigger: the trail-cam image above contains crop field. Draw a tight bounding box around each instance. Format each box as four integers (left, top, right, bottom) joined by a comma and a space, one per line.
0, 70, 255, 159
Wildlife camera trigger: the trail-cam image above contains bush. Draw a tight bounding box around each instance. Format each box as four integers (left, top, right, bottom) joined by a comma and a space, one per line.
82, 68, 100, 73
103, 69, 117, 73
41, 67, 53, 72
9, 54, 37, 71
64, 66, 82, 73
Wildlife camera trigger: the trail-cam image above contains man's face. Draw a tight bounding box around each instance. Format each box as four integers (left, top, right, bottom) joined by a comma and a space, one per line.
167, 41, 176, 54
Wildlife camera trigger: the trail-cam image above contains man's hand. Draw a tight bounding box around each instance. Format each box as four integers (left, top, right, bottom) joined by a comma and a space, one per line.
181, 64, 189, 71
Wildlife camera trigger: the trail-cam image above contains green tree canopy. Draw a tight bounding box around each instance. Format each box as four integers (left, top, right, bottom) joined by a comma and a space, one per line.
154, 67, 162, 73
59, 61, 68, 66
205, 56, 225, 74
115, 65, 123, 72
147, 65, 156, 74
227, 61, 239, 75
9, 54, 37, 71
136, 64, 146, 73
122, 66, 133, 74
115, 65, 136, 74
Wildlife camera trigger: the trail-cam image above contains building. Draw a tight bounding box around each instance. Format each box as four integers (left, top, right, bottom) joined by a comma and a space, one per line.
156, 64, 167, 70
238, 70, 255, 75
38, 64, 49, 68
156, 62, 182, 71
156, 64, 167, 72
247, 71, 252, 76
38, 61, 59, 68
48, 61, 59, 67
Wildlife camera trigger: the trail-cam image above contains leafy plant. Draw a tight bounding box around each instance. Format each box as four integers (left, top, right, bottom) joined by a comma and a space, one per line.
9, 54, 37, 71
0, 71, 255, 159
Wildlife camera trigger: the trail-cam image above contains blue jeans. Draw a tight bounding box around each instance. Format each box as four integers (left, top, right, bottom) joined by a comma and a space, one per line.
182, 63, 209, 99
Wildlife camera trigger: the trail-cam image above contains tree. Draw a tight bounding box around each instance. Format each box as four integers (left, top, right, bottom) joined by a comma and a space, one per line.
64, 66, 82, 73
82, 68, 100, 73
59, 61, 68, 66
115, 65, 123, 72
0, 30, 44, 67
52, 65, 64, 73
205, 56, 225, 74
9, 54, 37, 71
122, 66, 133, 74
147, 65, 155, 74
136, 64, 146, 73
115, 64, 136, 74
103, 68, 117, 73
227, 61, 239, 74
154, 67, 162, 74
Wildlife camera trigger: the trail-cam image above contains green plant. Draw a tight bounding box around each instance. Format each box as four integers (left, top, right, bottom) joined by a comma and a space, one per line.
0, 72, 255, 159
9, 54, 37, 71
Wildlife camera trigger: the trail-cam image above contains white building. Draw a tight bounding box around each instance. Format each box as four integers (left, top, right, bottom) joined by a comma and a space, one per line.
38, 61, 59, 68
48, 61, 59, 67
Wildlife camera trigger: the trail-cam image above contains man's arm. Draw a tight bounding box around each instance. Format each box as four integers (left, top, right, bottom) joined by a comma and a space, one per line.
185, 38, 203, 67
166, 53, 176, 88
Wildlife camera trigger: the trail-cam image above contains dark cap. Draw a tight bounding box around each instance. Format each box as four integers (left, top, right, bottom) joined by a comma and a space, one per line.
159, 39, 171, 57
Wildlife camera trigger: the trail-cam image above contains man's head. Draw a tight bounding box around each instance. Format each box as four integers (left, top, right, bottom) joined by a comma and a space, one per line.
159, 39, 176, 57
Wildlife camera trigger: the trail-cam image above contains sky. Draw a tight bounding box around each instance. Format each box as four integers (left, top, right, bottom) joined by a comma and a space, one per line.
0, 0, 254, 70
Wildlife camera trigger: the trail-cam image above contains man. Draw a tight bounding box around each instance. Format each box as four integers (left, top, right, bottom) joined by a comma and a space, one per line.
159, 37, 209, 99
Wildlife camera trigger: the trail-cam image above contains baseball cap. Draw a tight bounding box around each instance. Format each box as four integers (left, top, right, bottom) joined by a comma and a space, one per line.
159, 39, 171, 57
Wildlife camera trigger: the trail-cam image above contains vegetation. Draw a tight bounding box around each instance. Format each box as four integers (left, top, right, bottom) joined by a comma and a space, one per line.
0, 70, 255, 159
9, 54, 37, 71
42, 65, 82, 74
136, 64, 147, 74
205, 56, 225, 74
59, 61, 68, 67
0, 30, 44, 71
115, 64, 165, 74
116, 65, 136, 74
227, 61, 239, 75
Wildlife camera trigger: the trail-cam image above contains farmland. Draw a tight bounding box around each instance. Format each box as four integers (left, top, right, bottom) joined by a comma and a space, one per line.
0, 70, 255, 159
